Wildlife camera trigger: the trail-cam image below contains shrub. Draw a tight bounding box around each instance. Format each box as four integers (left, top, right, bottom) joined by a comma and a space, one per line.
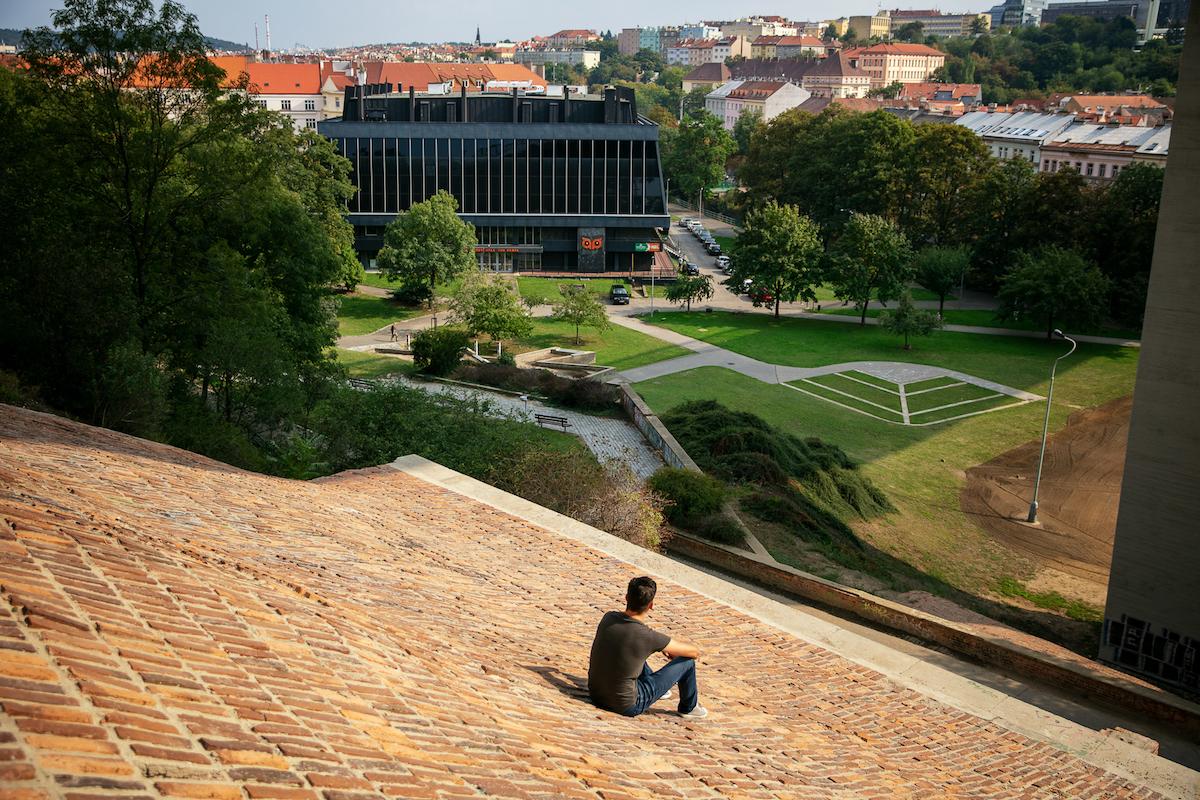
501, 449, 669, 551
647, 467, 726, 527
496, 350, 517, 367
412, 327, 468, 376
453, 363, 619, 411
712, 451, 787, 485
391, 281, 433, 307
691, 510, 744, 545
560, 378, 620, 411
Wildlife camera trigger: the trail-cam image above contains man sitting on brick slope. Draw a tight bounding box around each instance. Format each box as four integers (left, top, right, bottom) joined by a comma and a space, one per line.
587, 576, 708, 718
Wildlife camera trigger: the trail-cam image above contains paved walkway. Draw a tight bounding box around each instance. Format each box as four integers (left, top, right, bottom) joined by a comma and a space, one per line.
383, 375, 664, 479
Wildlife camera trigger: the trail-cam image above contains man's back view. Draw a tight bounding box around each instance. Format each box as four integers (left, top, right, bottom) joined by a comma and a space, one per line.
587, 576, 707, 718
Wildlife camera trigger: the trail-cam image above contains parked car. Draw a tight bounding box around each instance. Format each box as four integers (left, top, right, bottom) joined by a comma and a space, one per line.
740, 278, 753, 293
715, 255, 730, 269
750, 285, 775, 307
610, 284, 630, 305
682, 262, 700, 276
706, 242, 722, 255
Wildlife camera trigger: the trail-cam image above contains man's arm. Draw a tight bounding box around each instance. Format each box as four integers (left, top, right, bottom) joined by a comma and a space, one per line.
662, 637, 699, 659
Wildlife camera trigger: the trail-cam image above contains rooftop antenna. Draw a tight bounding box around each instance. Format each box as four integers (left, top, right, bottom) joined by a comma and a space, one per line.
265, 14, 272, 56
254, 21, 259, 53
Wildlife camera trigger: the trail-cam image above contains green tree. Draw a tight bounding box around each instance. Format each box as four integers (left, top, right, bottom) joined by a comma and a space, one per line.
895, 21, 925, 42
913, 246, 969, 315
2, 0, 352, 450
826, 213, 914, 325
899, 123, 993, 246
377, 191, 477, 309
665, 274, 714, 312
732, 107, 764, 156
729, 202, 824, 318
551, 287, 610, 344
662, 111, 736, 205
996, 247, 1111, 338
879, 291, 942, 350
962, 157, 1037, 289
450, 271, 533, 350
1086, 163, 1163, 326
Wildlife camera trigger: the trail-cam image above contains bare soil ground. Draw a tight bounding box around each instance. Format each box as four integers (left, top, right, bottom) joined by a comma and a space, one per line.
960, 395, 1131, 595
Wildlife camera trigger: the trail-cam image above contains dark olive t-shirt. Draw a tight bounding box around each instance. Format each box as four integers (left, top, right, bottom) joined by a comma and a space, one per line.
587, 611, 671, 711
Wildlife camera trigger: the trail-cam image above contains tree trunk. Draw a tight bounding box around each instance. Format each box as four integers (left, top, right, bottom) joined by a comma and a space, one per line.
939, 293, 946, 316
1046, 315, 1054, 340
774, 297, 780, 319
223, 370, 232, 422
904, 332, 910, 350
860, 299, 869, 326
575, 322, 581, 345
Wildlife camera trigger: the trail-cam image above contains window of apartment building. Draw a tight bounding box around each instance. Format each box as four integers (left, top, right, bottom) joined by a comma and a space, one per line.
1086, 163, 1094, 176
280, 99, 292, 111
304, 99, 316, 111
255, 99, 267, 108
1075, 161, 1082, 171
1098, 164, 1107, 177
1112, 165, 1121, 177
305, 119, 316, 129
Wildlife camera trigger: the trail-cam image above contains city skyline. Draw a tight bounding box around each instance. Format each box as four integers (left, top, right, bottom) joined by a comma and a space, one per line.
4, 0, 993, 50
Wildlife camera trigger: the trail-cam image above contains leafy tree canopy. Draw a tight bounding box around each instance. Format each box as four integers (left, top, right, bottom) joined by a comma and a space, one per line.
729, 202, 824, 318
377, 191, 477, 308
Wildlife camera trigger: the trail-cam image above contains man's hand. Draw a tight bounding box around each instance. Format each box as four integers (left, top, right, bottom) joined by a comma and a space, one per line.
663, 637, 700, 660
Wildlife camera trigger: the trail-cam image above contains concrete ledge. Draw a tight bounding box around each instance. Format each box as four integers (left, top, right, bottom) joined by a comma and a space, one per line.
388, 454, 1199, 800
666, 533, 1200, 739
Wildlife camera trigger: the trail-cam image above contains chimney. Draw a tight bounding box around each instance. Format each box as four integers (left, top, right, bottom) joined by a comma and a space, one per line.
409, 85, 416, 122
562, 88, 570, 122
461, 82, 469, 122
512, 86, 519, 122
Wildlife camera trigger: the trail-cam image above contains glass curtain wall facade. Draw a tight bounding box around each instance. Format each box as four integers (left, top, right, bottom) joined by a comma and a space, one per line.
338, 136, 666, 218
320, 90, 670, 274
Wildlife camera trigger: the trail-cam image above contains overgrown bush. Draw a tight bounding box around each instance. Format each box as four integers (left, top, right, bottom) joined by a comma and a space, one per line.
454, 363, 620, 411
498, 449, 669, 551
691, 510, 745, 545
660, 400, 891, 518
648, 467, 726, 527
412, 327, 469, 376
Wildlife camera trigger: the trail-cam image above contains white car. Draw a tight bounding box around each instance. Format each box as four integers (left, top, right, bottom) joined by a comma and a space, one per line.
715, 255, 730, 269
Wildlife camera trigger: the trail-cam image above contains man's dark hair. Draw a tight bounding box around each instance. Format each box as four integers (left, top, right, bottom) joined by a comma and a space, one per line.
626, 576, 657, 613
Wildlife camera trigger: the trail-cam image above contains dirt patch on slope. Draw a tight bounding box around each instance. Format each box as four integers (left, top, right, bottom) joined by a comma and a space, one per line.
960, 396, 1131, 592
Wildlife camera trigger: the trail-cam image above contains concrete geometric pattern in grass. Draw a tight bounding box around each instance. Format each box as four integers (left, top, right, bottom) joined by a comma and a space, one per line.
786, 365, 1036, 426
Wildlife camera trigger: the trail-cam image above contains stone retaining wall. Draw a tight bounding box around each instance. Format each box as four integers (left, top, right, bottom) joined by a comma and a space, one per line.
618, 385, 700, 473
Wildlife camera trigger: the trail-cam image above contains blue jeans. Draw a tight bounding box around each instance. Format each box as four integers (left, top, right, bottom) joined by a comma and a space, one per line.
621, 657, 699, 716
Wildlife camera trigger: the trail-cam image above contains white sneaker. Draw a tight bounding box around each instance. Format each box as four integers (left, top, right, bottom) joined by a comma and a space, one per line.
677, 705, 708, 719
662, 689, 672, 701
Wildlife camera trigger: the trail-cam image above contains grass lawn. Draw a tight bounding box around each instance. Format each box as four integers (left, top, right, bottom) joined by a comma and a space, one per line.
516, 276, 629, 303
642, 311, 1136, 398
502, 318, 690, 371
359, 272, 463, 296
334, 349, 413, 379
632, 313, 1138, 641
818, 306, 1140, 340
336, 293, 426, 337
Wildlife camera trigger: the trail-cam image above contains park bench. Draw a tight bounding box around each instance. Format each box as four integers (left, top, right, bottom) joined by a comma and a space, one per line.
534, 413, 571, 431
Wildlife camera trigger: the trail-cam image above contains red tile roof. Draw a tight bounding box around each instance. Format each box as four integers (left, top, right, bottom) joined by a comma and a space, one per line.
365, 62, 544, 92
848, 43, 947, 57
899, 82, 982, 100
727, 80, 788, 98
244, 62, 321, 95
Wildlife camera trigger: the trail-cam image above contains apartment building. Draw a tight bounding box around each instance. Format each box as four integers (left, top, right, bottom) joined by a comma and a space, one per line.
706, 79, 811, 130
888, 9, 992, 36
844, 43, 947, 87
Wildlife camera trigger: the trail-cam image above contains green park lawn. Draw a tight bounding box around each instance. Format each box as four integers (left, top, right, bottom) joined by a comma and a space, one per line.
516, 276, 628, 303
817, 306, 1140, 340
633, 311, 1139, 618
503, 318, 689, 371
336, 293, 426, 337
334, 349, 413, 379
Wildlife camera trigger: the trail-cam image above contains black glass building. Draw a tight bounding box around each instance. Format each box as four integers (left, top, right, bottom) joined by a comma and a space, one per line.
319, 85, 670, 273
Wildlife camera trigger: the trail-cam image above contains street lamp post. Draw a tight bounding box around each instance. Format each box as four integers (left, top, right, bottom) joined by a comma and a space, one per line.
1027, 329, 1078, 523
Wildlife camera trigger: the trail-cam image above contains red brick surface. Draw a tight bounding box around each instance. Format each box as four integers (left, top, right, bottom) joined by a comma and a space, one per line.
0, 406, 1164, 798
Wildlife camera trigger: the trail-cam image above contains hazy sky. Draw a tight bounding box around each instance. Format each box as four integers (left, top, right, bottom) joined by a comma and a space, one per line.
2, 0, 987, 49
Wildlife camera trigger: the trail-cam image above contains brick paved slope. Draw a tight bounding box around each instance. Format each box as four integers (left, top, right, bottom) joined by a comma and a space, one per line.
0, 405, 1163, 799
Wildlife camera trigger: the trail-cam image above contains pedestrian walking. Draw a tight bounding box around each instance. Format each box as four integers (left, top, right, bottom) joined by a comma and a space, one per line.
389, 324, 397, 342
